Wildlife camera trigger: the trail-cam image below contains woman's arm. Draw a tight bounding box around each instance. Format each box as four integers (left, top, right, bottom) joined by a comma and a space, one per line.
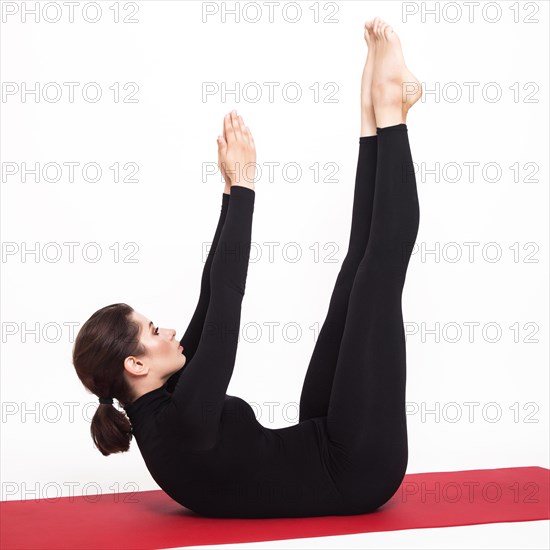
170, 185, 255, 449
165, 191, 230, 393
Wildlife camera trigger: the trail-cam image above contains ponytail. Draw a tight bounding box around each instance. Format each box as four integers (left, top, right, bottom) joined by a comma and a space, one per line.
73, 303, 145, 456
91, 400, 133, 456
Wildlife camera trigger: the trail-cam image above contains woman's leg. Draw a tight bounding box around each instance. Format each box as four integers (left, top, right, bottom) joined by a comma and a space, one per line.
326, 122, 420, 509
299, 20, 379, 423
299, 136, 377, 421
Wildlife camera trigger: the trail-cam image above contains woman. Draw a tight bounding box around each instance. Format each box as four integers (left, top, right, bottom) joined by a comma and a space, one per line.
72, 17, 422, 518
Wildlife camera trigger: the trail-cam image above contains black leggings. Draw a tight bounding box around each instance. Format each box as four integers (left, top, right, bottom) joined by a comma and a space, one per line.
299, 123, 420, 503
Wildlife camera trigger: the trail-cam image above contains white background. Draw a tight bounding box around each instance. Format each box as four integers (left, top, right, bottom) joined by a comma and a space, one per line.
1, 0, 548, 547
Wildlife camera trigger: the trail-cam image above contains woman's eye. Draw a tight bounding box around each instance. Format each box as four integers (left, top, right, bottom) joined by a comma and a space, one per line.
154, 327, 159, 335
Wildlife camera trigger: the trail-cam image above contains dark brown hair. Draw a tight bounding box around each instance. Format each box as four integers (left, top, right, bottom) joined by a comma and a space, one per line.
72, 303, 145, 456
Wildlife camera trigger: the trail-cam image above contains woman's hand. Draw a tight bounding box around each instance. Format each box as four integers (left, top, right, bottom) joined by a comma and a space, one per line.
217, 110, 256, 192
217, 121, 232, 192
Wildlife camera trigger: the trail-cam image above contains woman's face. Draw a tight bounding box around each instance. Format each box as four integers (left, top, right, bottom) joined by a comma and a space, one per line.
126, 310, 187, 382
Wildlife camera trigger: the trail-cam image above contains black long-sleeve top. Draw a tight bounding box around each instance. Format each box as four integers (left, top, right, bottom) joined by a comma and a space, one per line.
123, 186, 346, 518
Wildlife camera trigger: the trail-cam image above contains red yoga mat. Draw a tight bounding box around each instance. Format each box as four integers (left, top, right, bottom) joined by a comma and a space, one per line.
2, 466, 548, 549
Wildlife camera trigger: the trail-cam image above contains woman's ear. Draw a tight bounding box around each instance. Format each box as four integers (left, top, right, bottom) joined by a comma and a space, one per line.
123, 356, 147, 377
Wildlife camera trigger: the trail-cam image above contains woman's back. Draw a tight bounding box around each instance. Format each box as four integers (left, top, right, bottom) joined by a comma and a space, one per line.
125, 388, 347, 518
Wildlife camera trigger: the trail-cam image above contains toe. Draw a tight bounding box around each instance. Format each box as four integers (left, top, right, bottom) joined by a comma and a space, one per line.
374, 17, 381, 38
367, 21, 375, 39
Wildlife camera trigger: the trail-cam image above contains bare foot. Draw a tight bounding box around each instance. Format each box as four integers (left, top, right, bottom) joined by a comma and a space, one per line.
361, 20, 377, 137
371, 17, 422, 128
